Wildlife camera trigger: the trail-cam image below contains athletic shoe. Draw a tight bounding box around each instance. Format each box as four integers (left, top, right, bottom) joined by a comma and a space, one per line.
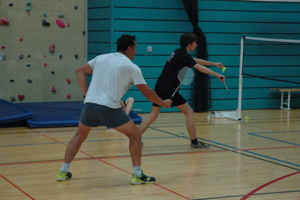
57, 171, 72, 181
131, 170, 156, 185
190, 142, 210, 149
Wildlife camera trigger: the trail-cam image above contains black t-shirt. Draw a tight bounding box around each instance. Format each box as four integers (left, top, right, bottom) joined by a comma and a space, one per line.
155, 48, 197, 90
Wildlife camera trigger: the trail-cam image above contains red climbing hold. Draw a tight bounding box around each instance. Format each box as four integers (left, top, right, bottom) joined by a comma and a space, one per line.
0, 18, 9, 25
56, 19, 65, 28
49, 44, 55, 53
18, 95, 25, 101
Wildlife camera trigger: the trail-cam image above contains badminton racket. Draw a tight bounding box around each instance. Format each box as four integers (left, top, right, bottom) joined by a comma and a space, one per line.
170, 67, 194, 100
220, 77, 230, 93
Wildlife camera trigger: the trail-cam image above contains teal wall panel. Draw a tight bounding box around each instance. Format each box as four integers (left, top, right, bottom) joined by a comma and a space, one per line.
88, 0, 300, 113
88, 0, 111, 8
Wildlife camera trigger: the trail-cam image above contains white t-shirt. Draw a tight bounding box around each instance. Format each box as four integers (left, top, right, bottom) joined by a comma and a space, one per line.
84, 52, 146, 108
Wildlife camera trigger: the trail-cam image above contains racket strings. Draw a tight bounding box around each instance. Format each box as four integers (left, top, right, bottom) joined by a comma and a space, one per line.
178, 67, 194, 85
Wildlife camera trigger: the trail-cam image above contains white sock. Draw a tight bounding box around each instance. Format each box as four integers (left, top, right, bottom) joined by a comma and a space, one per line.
133, 166, 142, 177
60, 163, 70, 172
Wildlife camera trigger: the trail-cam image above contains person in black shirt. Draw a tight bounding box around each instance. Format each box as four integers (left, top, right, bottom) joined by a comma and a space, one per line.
139, 32, 225, 149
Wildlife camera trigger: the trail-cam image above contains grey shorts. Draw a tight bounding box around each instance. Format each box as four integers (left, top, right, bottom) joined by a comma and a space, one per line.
80, 103, 130, 128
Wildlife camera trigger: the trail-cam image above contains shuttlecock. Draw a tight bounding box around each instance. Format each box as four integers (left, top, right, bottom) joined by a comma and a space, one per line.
222, 66, 227, 73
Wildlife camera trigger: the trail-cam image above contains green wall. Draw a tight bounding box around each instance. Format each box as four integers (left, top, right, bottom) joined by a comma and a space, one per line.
88, 0, 300, 112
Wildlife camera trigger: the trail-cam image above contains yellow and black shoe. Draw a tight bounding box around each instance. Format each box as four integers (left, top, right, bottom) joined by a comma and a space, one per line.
131, 170, 156, 185
57, 171, 72, 181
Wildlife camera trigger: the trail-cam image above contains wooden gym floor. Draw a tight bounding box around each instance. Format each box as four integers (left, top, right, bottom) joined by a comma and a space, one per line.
0, 109, 300, 200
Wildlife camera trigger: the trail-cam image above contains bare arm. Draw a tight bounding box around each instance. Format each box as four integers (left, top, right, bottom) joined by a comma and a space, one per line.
135, 84, 172, 108
194, 58, 224, 69
193, 64, 225, 82
76, 63, 93, 96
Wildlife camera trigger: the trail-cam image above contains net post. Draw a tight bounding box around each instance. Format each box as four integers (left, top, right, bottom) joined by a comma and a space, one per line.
237, 36, 245, 120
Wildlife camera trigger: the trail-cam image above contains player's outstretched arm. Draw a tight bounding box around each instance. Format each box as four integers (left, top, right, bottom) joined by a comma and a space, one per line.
194, 58, 224, 69
193, 64, 225, 82
136, 84, 172, 108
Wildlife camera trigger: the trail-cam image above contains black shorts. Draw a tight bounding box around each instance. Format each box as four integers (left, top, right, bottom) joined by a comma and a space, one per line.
80, 103, 130, 128
153, 87, 186, 107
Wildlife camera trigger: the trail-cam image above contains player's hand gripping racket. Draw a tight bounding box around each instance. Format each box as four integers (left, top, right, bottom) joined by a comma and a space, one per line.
170, 67, 194, 100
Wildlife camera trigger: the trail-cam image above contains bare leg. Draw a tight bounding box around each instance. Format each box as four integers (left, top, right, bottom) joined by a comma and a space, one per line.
176, 103, 197, 140
64, 122, 92, 163
138, 106, 161, 134
114, 120, 142, 166
124, 97, 134, 115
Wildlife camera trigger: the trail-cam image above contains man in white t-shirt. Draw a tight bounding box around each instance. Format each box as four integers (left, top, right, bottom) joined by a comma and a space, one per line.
56, 35, 172, 185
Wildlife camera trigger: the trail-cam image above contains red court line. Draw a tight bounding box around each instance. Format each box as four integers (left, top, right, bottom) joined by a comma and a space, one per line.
29, 128, 191, 200
99, 159, 190, 199
30, 128, 95, 158
0, 174, 35, 200
240, 171, 300, 200
1, 145, 299, 166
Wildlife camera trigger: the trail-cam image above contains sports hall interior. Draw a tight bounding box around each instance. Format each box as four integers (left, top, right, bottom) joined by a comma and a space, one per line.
1, 0, 300, 199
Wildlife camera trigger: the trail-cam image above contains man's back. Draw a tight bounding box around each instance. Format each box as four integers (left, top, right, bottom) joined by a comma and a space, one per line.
85, 53, 145, 108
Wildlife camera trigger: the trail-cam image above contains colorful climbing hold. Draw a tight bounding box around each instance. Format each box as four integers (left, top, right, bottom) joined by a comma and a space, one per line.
51, 87, 56, 92
0, 18, 9, 25
19, 37, 23, 41
56, 19, 65, 28
59, 54, 63, 59
66, 78, 71, 84
42, 19, 50, 27
18, 54, 24, 59
1, 45, 5, 49
49, 44, 55, 53
0, 53, 6, 60
66, 94, 71, 99
44, 63, 47, 67
18, 95, 25, 101
26, 1, 31, 12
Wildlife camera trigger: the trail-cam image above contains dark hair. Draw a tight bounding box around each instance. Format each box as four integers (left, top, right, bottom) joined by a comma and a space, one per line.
117, 34, 136, 51
180, 32, 197, 48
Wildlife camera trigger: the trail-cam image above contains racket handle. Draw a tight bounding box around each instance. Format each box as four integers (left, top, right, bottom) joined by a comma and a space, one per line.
170, 85, 180, 100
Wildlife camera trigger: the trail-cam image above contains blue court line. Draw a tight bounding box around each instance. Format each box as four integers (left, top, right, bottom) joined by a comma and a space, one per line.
198, 136, 300, 168
149, 125, 300, 169
150, 126, 300, 170
249, 130, 300, 146
0, 136, 178, 147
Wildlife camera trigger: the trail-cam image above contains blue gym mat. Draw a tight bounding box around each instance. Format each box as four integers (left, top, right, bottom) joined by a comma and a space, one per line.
22, 101, 84, 128
0, 99, 32, 124
0, 100, 142, 128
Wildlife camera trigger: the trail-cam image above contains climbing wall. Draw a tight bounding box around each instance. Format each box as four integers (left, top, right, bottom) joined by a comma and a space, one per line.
0, 0, 87, 102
